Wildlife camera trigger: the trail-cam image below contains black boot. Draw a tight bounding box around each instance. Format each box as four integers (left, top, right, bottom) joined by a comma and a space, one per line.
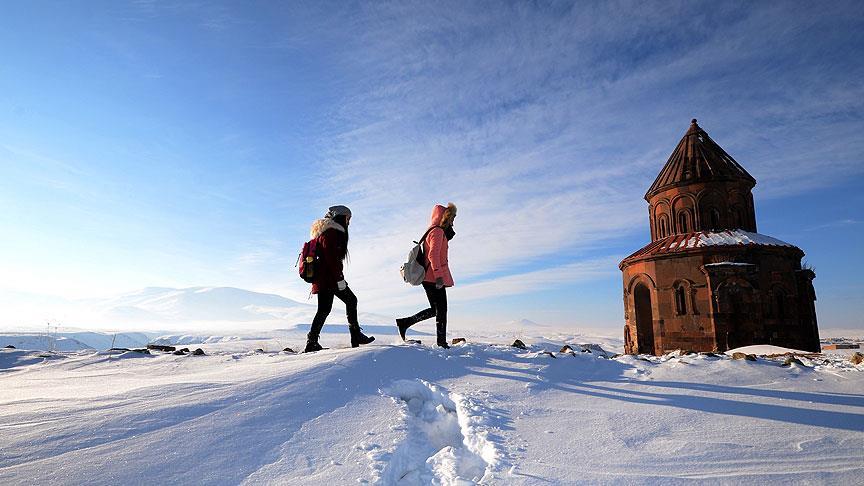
396, 317, 413, 341
304, 337, 323, 353
349, 325, 375, 348
436, 321, 449, 349
396, 308, 435, 341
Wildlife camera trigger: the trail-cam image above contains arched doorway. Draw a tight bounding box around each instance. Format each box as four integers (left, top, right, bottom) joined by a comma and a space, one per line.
633, 283, 655, 354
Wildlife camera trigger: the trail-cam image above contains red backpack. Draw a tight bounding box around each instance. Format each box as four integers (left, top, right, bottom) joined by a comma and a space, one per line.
297, 237, 321, 283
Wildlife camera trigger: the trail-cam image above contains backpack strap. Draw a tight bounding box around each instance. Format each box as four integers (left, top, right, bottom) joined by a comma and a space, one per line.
414, 225, 443, 246
415, 226, 443, 269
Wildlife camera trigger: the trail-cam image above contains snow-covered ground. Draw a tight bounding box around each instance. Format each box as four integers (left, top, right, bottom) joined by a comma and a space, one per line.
1, 327, 862, 485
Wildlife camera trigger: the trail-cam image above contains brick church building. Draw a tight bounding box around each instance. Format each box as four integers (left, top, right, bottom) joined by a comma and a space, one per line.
619, 119, 820, 355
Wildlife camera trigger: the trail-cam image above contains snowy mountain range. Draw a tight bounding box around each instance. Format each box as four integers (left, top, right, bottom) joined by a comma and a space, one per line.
2, 286, 398, 331
88, 286, 310, 323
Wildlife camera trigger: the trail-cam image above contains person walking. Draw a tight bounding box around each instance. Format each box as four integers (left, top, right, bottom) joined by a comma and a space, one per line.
305, 205, 374, 353
396, 203, 457, 348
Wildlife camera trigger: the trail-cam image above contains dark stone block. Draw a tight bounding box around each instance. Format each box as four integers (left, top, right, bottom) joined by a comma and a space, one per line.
147, 344, 176, 352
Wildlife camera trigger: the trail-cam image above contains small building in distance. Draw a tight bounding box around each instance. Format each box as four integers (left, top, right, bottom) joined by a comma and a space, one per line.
619, 119, 820, 355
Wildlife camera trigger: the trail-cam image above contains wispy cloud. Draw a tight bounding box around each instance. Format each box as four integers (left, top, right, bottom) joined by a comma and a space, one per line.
453, 257, 620, 303
804, 219, 861, 232
284, 1, 864, 312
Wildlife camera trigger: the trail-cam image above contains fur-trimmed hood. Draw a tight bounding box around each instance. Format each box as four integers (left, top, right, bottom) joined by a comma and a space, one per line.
310, 218, 346, 239
429, 202, 457, 228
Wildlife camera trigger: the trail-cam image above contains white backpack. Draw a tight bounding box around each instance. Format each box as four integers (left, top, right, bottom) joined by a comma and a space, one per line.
400, 227, 440, 286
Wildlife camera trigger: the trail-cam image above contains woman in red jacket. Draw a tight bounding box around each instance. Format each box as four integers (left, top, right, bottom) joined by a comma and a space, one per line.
305, 205, 374, 352
396, 203, 457, 348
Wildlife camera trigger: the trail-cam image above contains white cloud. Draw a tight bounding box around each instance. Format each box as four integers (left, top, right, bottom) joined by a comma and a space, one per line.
258, 0, 864, 319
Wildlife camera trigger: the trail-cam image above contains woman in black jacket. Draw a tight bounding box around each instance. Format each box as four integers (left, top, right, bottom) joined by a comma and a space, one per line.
305, 205, 374, 352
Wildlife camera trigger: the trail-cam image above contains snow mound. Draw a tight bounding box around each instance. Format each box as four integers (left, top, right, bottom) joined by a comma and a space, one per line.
0, 349, 67, 370
727, 345, 813, 356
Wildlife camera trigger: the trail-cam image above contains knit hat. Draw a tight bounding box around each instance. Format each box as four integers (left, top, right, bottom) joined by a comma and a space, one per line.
325, 205, 352, 219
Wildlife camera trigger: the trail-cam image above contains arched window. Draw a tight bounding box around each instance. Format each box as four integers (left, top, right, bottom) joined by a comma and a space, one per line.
732, 208, 742, 228
710, 208, 721, 231
675, 285, 687, 315
658, 216, 669, 238
678, 211, 690, 233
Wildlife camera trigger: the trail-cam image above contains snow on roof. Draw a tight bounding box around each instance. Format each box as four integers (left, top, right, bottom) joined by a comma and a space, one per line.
703, 262, 757, 267
622, 229, 797, 265
694, 230, 792, 247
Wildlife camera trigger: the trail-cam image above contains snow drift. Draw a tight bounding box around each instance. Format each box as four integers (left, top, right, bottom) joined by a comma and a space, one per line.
1, 333, 862, 484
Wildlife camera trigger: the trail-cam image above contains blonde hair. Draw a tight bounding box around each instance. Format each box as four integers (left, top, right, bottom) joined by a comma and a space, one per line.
441, 202, 457, 227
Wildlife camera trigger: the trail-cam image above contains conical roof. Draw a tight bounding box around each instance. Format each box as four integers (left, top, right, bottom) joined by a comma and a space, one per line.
645, 119, 756, 199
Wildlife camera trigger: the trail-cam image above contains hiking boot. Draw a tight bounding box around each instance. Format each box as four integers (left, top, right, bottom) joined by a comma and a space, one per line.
349, 325, 375, 348
436, 321, 448, 349
304, 339, 323, 353
396, 317, 413, 341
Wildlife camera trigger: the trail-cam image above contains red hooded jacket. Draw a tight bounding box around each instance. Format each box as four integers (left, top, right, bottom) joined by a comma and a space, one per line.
424, 204, 455, 287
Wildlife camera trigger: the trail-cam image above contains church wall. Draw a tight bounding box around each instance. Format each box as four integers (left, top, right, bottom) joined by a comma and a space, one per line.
622, 246, 814, 354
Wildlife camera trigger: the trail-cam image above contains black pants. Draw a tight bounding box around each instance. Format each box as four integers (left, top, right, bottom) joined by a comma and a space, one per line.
309, 287, 358, 341
401, 282, 447, 340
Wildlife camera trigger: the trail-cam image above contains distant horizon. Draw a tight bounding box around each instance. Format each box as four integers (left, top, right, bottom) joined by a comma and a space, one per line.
1, 284, 861, 338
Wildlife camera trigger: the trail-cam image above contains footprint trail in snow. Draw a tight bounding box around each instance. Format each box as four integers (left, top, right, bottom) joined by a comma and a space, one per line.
374, 379, 503, 485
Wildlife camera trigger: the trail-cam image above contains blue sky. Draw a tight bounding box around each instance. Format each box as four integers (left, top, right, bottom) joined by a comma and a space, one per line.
1, 0, 862, 330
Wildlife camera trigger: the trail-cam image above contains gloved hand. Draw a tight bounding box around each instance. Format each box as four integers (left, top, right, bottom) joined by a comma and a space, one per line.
435, 277, 444, 290
337, 280, 347, 291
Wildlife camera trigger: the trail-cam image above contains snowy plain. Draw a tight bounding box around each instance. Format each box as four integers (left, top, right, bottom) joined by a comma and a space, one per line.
1, 323, 862, 485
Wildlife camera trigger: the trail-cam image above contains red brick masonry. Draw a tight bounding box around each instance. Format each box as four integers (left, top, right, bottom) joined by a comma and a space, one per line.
620, 120, 820, 355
